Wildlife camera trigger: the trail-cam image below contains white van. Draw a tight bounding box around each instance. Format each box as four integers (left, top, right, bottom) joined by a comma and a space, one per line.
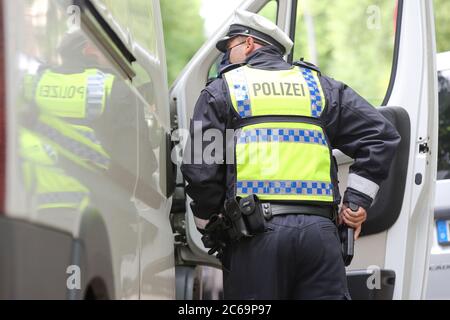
0, 0, 439, 300
426, 51, 450, 299
0, 0, 176, 299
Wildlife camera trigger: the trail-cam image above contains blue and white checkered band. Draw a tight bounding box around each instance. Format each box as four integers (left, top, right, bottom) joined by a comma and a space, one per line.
236, 180, 333, 196
237, 128, 327, 146
230, 69, 252, 118
300, 68, 323, 118
86, 71, 106, 121
74, 127, 102, 145
35, 122, 110, 168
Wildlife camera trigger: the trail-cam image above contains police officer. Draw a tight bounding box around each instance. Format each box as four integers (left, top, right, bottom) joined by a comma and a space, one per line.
181, 10, 401, 300
19, 30, 112, 213
24, 30, 116, 172
50, 30, 159, 185
21, 29, 160, 212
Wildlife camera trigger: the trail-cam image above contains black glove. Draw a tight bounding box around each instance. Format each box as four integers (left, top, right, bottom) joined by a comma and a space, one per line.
201, 214, 230, 259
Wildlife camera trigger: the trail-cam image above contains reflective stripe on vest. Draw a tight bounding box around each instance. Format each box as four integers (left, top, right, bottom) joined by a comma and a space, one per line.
20, 129, 91, 211
33, 165, 90, 211
237, 127, 327, 145
36, 191, 89, 210
236, 180, 333, 196
224, 66, 334, 203
72, 125, 102, 145
20, 128, 58, 166
35, 69, 114, 120
21, 128, 59, 191
35, 114, 110, 169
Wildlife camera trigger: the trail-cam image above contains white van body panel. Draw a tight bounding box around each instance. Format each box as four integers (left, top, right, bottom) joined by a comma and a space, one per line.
426, 51, 450, 300
336, 0, 437, 300
1, 0, 175, 300
381, 0, 437, 299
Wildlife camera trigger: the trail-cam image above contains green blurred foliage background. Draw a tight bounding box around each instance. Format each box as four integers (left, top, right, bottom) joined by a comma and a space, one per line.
160, 0, 206, 85
293, 0, 396, 105
160, 0, 450, 175
161, 0, 450, 95
435, 0, 450, 53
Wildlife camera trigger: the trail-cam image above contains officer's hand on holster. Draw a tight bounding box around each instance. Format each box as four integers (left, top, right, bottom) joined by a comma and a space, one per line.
201, 214, 230, 260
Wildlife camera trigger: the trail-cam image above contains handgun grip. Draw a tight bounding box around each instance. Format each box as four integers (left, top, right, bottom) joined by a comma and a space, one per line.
347, 202, 358, 241
348, 202, 359, 212
340, 202, 358, 266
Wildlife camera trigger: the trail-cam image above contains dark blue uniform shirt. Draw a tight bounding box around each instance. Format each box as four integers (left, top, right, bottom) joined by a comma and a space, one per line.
181, 46, 401, 219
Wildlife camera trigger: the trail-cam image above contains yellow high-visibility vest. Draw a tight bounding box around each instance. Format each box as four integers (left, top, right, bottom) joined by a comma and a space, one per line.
29, 68, 114, 170
35, 68, 114, 120
20, 128, 90, 211
224, 65, 334, 204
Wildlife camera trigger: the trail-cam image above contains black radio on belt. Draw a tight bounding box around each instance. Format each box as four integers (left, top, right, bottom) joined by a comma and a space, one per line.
223, 195, 268, 238
224, 197, 249, 240
239, 195, 266, 235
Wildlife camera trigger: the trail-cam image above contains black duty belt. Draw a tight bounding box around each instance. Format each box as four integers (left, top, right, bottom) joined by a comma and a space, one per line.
260, 203, 335, 221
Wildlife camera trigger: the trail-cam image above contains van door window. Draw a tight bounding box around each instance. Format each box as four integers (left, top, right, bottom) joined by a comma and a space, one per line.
257, 0, 278, 24
438, 69, 450, 180
293, 0, 397, 106
434, 0, 450, 53
97, 0, 159, 58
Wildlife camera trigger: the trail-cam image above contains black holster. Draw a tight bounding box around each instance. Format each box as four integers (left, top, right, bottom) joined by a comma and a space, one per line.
224, 197, 249, 241
224, 194, 267, 239
239, 195, 266, 235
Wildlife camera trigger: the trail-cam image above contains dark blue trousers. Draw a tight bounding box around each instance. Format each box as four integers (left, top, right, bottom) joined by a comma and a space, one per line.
221, 214, 351, 300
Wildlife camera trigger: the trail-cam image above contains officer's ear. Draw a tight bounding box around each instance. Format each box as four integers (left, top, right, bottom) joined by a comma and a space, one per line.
244, 37, 256, 56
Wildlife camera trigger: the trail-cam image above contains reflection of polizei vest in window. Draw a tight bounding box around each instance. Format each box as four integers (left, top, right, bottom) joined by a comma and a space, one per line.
20, 128, 90, 211
33, 68, 114, 170
224, 65, 335, 204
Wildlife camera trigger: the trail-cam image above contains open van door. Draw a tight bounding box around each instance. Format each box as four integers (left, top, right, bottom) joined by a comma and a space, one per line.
426, 51, 450, 299
340, 0, 437, 300
171, 0, 438, 300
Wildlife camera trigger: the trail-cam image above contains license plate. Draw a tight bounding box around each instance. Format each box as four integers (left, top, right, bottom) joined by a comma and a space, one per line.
437, 220, 450, 245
